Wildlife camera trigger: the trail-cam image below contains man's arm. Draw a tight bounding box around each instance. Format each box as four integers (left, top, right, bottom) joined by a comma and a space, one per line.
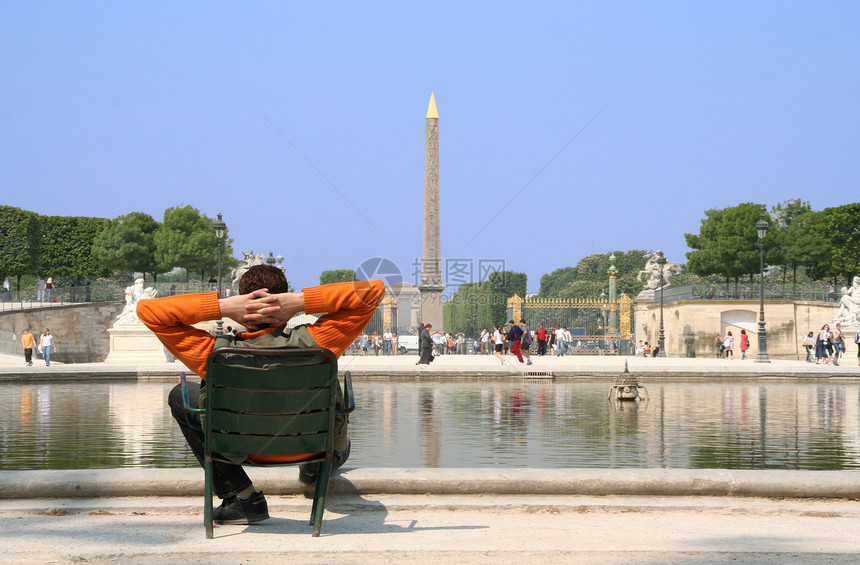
137, 293, 222, 378
303, 281, 385, 357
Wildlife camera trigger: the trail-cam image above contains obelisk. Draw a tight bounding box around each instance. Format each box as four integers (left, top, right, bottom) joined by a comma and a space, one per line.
419, 92, 444, 329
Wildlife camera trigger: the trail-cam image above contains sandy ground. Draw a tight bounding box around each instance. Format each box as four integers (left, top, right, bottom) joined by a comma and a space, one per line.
3, 494, 860, 564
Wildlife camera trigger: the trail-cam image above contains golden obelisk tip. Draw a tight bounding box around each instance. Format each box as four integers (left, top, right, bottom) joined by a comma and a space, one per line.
426, 92, 438, 119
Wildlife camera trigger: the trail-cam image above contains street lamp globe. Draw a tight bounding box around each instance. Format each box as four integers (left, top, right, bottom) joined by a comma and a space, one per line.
756, 215, 769, 240
213, 213, 226, 240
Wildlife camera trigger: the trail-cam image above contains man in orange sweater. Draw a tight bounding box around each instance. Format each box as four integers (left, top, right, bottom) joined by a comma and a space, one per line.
138, 265, 384, 525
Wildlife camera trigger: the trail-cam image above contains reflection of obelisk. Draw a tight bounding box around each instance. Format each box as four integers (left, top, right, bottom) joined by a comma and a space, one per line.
419, 92, 444, 329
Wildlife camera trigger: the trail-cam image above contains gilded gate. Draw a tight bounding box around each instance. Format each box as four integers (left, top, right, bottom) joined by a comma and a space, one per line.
508, 294, 633, 355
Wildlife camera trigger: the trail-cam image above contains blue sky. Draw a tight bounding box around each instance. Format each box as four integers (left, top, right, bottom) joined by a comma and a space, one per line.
2, 1, 858, 293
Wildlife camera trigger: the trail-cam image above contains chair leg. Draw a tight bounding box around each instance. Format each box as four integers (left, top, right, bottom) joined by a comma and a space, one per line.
204, 457, 214, 539
310, 456, 334, 537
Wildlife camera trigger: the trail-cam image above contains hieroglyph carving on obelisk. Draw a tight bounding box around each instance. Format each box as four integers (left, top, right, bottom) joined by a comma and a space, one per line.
419, 93, 444, 329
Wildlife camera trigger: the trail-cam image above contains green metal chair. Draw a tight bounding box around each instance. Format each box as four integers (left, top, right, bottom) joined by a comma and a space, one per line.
179, 346, 354, 538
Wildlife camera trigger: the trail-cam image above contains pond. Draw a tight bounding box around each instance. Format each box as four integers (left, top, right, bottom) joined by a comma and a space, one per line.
1, 379, 858, 471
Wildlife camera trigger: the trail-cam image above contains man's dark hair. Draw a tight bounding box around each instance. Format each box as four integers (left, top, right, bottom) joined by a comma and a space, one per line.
239, 265, 290, 295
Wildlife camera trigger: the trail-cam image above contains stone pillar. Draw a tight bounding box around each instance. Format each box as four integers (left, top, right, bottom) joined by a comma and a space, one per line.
382, 294, 397, 331
508, 294, 524, 323
419, 93, 444, 328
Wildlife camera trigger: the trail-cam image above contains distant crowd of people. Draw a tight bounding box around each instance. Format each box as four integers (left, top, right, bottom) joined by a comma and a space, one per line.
802, 323, 858, 366
19, 328, 57, 366
2, 275, 86, 303
713, 330, 751, 360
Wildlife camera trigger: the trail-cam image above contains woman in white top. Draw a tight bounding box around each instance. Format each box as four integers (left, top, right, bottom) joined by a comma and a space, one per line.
723, 331, 734, 359
492, 324, 505, 365
816, 324, 832, 364
39, 328, 56, 366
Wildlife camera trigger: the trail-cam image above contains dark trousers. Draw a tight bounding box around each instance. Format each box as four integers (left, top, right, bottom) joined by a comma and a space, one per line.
24, 348, 32, 363
168, 382, 252, 499
537, 339, 546, 355
418, 346, 433, 364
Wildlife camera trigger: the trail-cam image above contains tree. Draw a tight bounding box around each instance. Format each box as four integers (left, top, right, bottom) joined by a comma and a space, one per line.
539, 267, 578, 297
154, 205, 216, 281
824, 203, 860, 285
489, 270, 527, 323
783, 211, 831, 290
92, 212, 162, 280
320, 269, 356, 285
770, 199, 812, 292
685, 203, 778, 292
0, 206, 40, 289
39, 216, 112, 285
539, 251, 648, 298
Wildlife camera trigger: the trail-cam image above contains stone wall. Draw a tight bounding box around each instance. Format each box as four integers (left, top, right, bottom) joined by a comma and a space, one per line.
635, 300, 849, 360
0, 303, 124, 363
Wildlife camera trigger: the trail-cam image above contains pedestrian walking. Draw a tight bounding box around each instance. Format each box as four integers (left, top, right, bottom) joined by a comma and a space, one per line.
21, 329, 35, 366
802, 331, 815, 363
519, 320, 533, 365
554, 325, 566, 357
383, 328, 393, 355
45, 278, 55, 302
723, 331, 734, 359
815, 324, 832, 365
492, 324, 505, 365
372, 332, 381, 356
506, 319, 524, 363
39, 328, 56, 366
536, 323, 547, 356
855, 331, 860, 367
480, 328, 490, 355
740, 329, 750, 360
417, 323, 434, 365
832, 323, 843, 365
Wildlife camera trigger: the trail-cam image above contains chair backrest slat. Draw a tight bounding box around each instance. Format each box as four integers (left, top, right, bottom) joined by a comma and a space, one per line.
209, 410, 331, 436
209, 386, 333, 414
211, 430, 329, 456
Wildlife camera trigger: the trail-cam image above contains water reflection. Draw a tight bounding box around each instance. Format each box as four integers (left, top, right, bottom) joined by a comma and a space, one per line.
1, 380, 860, 471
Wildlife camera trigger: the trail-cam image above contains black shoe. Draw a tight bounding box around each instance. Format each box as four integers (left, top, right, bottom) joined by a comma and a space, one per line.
213, 490, 269, 525
298, 440, 351, 487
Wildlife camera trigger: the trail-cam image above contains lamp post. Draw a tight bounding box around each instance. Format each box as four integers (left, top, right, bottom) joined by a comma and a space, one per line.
466, 312, 475, 352
212, 213, 226, 336
657, 251, 667, 357
276, 253, 284, 273
755, 214, 770, 363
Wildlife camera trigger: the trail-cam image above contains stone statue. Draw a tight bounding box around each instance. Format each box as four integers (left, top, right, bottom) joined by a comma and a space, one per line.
115, 278, 158, 325
229, 250, 265, 290
833, 275, 860, 327
637, 250, 680, 291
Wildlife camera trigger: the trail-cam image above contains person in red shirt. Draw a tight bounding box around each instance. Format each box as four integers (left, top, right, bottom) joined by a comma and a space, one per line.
138, 265, 384, 525
536, 323, 547, 356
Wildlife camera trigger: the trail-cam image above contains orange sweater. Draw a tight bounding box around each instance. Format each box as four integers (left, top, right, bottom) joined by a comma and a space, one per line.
137, 280, 385, 378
